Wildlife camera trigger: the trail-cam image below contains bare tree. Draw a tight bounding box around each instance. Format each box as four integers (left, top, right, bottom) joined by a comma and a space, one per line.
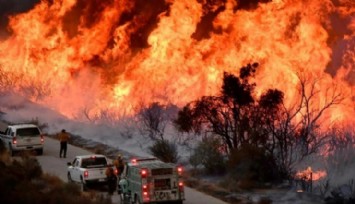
295, 74, 344, 157
137, 102, 178, 141
136, 101, 180, 163
263, 73, 345, 178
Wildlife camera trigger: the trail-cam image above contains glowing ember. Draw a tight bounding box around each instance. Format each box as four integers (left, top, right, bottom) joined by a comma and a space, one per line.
295, 166, 327, 181
0, 0, 353, 123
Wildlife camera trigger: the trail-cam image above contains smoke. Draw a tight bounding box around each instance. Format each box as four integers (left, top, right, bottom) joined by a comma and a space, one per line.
0, 0, 40, 38
117, 0, 171, 49
62, 0, 118, 39
0, 1, 354, 196
191, 0, 225, 40
0, 91, 151, 157
234, 0, 272, 10
192, 0, 273, 40
325, 7, 355, 85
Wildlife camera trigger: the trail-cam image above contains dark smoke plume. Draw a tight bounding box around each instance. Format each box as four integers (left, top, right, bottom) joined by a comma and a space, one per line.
118, 0, 171, 49
62, 0, 117, 39
192, 0, 272, 41
0, 0, 40, 38
325, 10, 354, 85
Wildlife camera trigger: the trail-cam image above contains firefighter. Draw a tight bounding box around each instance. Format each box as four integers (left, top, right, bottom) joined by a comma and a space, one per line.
113, 154, 125, 178
58, 129, 70, 158
106, 165, 117, 195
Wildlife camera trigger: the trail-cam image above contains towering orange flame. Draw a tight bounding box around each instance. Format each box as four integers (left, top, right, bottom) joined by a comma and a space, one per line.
0, 0, 353, 124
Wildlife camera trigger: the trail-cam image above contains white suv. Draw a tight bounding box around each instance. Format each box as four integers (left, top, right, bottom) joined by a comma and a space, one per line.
0, 123, 44, 156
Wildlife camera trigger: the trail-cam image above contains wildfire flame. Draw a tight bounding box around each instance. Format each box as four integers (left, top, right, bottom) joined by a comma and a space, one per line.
295, 166, 327, 181
0, 0, 354, 124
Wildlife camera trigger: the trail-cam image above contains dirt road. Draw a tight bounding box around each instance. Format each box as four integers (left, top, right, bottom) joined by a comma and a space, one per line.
36, 137, 228, 204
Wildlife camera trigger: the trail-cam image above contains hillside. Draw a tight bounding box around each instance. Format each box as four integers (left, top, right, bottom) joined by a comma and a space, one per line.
1, 92, 354, 204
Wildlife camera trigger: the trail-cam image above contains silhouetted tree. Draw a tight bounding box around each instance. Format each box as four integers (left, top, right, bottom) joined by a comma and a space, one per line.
174, 63, 283, 155
175, 63, 346, 181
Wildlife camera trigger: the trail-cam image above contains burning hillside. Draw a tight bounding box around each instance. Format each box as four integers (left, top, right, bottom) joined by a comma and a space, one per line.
0, 0, 353, 125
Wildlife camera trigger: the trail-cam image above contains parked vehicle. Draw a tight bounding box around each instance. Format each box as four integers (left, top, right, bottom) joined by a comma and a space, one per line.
67, 154, 110, 191
0, 122, 44, 156
118, 158, 185, 204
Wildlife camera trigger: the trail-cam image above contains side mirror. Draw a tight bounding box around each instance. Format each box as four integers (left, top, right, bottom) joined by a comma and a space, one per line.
67, 162, 72, 166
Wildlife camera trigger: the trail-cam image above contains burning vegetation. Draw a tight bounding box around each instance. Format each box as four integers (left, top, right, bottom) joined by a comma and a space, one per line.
0, 0, 354, 202
0, 0, 353, 124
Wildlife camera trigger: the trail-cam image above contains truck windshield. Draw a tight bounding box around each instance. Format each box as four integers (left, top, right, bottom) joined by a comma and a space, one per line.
17, 128, 40, 137
81, 157, 107, 168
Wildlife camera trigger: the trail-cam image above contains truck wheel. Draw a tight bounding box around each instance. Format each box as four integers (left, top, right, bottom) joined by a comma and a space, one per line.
133, 195, 141, 204
120, 193, 130, 204
118, 182, 124, 194
67, 173, 73, 183
9, 144, 16, 156
36, 148, 43, 155
80, 178, 88, 191
119, 193, 125, 203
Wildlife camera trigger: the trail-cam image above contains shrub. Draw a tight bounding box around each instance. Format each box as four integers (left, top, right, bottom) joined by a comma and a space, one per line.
149, 139, 179, 163
0, 150, 112, 204
20, 155, 43, 179
228, 144, 278, 188
189, 136, 226, 175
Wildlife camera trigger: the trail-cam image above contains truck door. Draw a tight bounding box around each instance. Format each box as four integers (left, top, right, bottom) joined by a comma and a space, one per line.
2, 128, 11, 148
119, 165, 129, 194
7, 129, 14, 148
71, 159, 81, 181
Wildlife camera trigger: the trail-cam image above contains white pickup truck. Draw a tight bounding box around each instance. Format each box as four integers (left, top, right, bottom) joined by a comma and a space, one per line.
67, 154, 110, 191
0, 122, 44, 156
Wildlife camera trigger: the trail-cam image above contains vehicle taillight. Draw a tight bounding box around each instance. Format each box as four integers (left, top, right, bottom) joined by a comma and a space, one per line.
143, 185, 148, 194
114, 168, 118, 175
177, 166, 183, 175
142, 184, 150, 201
178, 181, 184, 191
84, 171, 89, 178
141, 169, 148, 178
40, 135, 44, 144
141, 169, 149, 201
12, 137, 17, 145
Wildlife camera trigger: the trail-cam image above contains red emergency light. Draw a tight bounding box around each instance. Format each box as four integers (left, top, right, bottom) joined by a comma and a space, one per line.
141, 169, 148, 178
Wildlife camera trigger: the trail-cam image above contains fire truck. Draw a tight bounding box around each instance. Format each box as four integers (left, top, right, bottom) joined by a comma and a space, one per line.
118, 158, 185, 204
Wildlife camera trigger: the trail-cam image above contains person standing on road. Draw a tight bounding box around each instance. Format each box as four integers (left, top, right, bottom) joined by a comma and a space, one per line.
105, 165, 117, 195
113, 154, 125, 178
58, 129, 70, 158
